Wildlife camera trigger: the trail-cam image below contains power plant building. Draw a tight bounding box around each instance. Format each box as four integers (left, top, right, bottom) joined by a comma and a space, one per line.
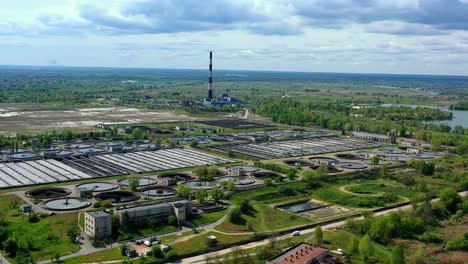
203, 51, 246, 106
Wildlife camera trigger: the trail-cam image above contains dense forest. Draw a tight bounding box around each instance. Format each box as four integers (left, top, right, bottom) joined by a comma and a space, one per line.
255, 99, 454, 132
254, 99, 467, 154
0, 67, 467, 106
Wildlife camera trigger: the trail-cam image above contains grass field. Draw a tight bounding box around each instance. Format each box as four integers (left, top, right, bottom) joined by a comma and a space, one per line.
171, 231, 253, 255
314, 185, 403, 208
63, 247, 122, 264
117, 224, 179, 241
190, 208, 229, 226
215, 183, 312, 233
344, 181, 413, 196
0, 194, 80, 262
305, 229, 390, 263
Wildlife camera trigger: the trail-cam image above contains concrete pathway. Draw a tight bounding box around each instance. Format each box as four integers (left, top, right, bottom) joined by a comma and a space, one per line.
0, 253, 12, 264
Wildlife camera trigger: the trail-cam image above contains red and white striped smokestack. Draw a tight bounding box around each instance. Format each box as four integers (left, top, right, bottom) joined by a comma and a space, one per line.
208, 51, 213, 100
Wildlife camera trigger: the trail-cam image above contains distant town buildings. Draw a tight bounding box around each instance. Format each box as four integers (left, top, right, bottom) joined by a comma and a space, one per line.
84, 211, 112, 238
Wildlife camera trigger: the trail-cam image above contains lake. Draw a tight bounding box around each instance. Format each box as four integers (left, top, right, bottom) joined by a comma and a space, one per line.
381, 104, 467, 128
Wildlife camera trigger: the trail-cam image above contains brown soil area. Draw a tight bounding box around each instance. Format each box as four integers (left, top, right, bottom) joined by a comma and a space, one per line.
0, 107, 203, 133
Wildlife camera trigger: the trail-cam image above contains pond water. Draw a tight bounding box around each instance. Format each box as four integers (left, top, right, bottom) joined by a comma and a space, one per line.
278, 202, 324, 213
381, 104, 467, 128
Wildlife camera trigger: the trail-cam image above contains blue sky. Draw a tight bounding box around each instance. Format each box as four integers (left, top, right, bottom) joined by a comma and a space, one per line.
1, 0, 468, 75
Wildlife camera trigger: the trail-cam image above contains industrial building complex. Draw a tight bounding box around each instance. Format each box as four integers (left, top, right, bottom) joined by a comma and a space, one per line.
0, 148, 234, 189
117, 200, 192, 226
202, 51, 246, 106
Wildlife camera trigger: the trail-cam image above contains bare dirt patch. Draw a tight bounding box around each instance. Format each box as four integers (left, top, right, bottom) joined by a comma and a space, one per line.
0, 106, 204, 133
302, 205, 351, 219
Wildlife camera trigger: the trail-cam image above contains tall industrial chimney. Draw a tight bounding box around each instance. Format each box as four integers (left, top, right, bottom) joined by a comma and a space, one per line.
208, 51, 213, 100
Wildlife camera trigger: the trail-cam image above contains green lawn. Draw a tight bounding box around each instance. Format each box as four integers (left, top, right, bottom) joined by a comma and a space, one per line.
63, 248, 122, 264
305, 229, 390, 263
345, 181, 413, 196
189, 208, 228, 226
313, 185, 404, 208
171, 231, 253, 255
215, 183, 312, 233
160, 230, 198, 245
0, 194, 81, 262
117, 224, 179, 241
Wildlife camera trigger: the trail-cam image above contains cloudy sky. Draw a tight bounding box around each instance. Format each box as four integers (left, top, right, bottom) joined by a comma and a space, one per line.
1, 0, 468, 75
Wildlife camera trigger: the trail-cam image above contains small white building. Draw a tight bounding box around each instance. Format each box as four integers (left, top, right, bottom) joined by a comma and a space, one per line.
407, 148, 422, 154
84, 211, 112, 239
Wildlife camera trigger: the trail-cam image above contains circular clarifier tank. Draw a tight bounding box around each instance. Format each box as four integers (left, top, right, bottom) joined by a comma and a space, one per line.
309, 165, 343, 173
96, 142, 122, 147
139, 186, 177, 197
67, 144, 92, 149
41, 198, 91, 211
1, 148, 27, 154
284, 160, 312, 166
9, 153, 39, 160
309, 157, 339, 164
26, 187, 71, 199
218, 176, 255, 185
335, 153, 360, 160
336, 162, 367, 169
251, 171, 281, 179
228, 166, 259, 173
384, 156, 409, 162
158, 173, 195, 185
183, 181, 218, 190
95, 191, 140, 203
410, 154, 435, 159
381, 148, 405, 154
75, 182, 118, 192
77, 148, 106, 155
118, 177, 157, 187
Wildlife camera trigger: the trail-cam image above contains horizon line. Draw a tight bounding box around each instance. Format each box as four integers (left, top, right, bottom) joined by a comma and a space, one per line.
0, 64, 467, 78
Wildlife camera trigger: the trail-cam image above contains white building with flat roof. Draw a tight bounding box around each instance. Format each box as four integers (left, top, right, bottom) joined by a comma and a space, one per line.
85, 211, 112, 239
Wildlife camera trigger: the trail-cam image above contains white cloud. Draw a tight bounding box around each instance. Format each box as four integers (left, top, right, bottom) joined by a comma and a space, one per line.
0, 0, 466, 75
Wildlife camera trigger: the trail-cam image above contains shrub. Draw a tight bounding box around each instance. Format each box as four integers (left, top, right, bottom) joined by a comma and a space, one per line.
151, 245, 164, 258
446, 233, 468, 251
418, 232, 443, 243
264, 178, 273, 187
240, 200, 255, 214
229, 208, 244, 224
278, 187, 296, 196
165, 251, 179, 261
168, 215, 177, 226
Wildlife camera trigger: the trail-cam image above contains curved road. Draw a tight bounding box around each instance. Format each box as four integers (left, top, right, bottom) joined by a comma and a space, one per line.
174, 191, 467, 264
